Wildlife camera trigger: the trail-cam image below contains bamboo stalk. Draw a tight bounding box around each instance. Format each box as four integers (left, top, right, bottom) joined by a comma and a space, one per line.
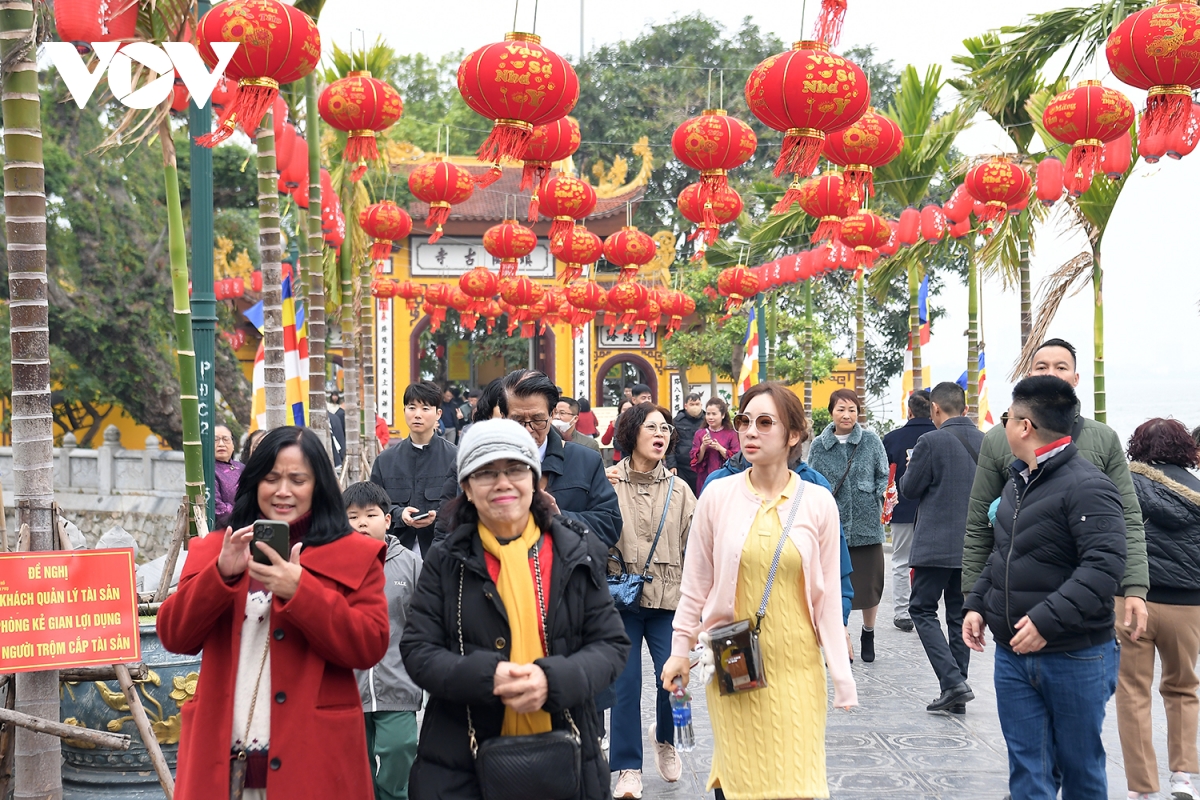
1019, 216, 1032, 350
908, 261, 923, 392
855, 276, 866, 424
114, 664, 174, 797
1092, 244, 1105, 423
360, 254, 377, 467
259, 110, 287, 430
153, 499, 189, 604
60, 663, 148, 682
0, 706, 130, 750
967, 236, 980, 425
305, 73, 331, 457
340, 226, 361, 483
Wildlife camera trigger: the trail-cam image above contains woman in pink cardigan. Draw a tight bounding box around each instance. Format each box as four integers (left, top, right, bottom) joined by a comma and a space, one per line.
663, 383, 855, 800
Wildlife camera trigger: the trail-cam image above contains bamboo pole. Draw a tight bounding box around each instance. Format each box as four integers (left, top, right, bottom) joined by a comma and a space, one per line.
1019, 215, 1032, 350
360, 255, 377, 468
908, 261, 923, 393
59, 663, 147, 683
114, 664, 174, 798
967, 235, 980, 425
0, 706, 130, 750
1092, 244, 1106, 423
153, 499, 189, 604
855, 276, 866, 424
340, 227, 361, 483
305, 73, 330, 458
804, 280, 813, 417
259, 110, 287, 430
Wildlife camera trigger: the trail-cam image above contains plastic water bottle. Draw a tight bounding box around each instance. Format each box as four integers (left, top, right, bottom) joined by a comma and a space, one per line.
671, 689, 696, 752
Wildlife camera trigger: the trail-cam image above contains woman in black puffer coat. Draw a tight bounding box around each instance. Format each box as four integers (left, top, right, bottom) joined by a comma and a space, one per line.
1115, 418, 1200, 800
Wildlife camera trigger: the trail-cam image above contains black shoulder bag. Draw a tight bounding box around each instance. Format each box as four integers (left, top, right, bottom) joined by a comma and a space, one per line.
607, 475, 676, 612
459, 548, 581, 800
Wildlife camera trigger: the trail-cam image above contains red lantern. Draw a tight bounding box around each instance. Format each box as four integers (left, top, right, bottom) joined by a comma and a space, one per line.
196, 0, 321, 147
424, 283, 453, 332
408, 159, 475, 244
606, 282, 649, 332
745, 41, 870, 178
211, 77, 234, 112
629, 294, 662, 340
457, 33, 580, 179
1101, 129, 1133, 179
323, 206, 346, 248
370, 279, 398, 299
280, 129, 309, 192
499, 276, 546, 338
1139, 118, 1168, 164
359, 201, 413, 262
677, 183, 743, 252
942, 185, 973, 225
559, 300, 593, 339
251, 270, 263, 292
949, 216, 972, 239
671, 108, 758, 201
479, 299, 504, 334
1008, 192, 1030, 216
521, 116, 581, 191
1166, 101, 1200, 158
717, 265, 761, 312
794, 173, 854, 241
603, 226, 657, 283
1042, 81, 1134, 193
214, 279, 229, 301
877, 224, 901, 257
483, 220, 538, 279
533, 174, 597, 249
658, 290, 696, 339
445, 286, 479, 331
54, 0, 138, 53
395, 280, 424, 312
896, 207, 921, 246
541, 287, 567, 328
920, 205, 947, 243
963, 158, 1031, 223
1036, 158, 1064, 206
822, 108, 904, 203
170, 78, 190, 115
839, 211, 891, 277
275, 121, 296, 183
319, 71, 404, 181
556, 225, 603, 284
458, 266, 500, 316
1107, 3, 1200, 137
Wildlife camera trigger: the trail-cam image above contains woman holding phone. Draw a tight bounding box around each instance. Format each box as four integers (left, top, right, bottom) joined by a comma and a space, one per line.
690, 397, 739, 495
158, 426, 390, 800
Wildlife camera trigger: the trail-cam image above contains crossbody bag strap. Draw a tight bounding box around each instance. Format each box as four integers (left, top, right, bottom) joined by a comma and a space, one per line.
831, 442, 860, 498
947, 426, 980, 465
640, 475, 676, 578
754, 479, 807, 634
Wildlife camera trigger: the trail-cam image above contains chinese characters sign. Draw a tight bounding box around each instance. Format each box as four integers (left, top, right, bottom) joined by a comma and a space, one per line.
410, 237, 555, 278
597, 327, 656, 350
0, 549, 140, 673
376, 298, 394, 426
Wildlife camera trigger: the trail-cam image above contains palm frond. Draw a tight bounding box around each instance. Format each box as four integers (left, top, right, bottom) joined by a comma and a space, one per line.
976, 201, 1048, 289
1009, 251, 1093, 380
322, 37, 396, 82
951, 33, 1041, 154
292, 0, 327, 21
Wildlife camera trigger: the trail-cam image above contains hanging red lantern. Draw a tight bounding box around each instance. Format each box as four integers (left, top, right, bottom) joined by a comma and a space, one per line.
214, 279, 229, 301
565, 279, 607, 318
479, 299, 504, 334
963, 158, 1031, 223
370, 279, 398, 299
251, 270, 263, 292
877, 224, 901, 257
445, 286, 479, 331
677, 183, 743, 252
896, 207, 921, 246
1166, 101, 1200, 158
408, 159, 475, 244
424, 283, 453, 332
745, 41, 870, 178
1041, 81, 1135, 193
822, 108, 905, 203
658, 290, 696, 339
359, 201, 413, 262
717, 265, 761, 312
606, 282, 649, 332
603, 226, 658, 282
556, 225, 603, 284
484, 220, 538, 279
1008, 193, 1030, 216
629, 294, 662, 340
920, 205, 947, 243
458, 266, 500, 316
1036, 158, 1064, 206
394, 280, 424, 312
1139, 119, 1168, 164
541, 287, 567, 328
794, 173, 854, 241
559, 300, 593, 339
170, 77, 190, 115
323, 206, 346, 248
1100, 128, 1133, 179
499, 276, 546, 338
671, 108, 758, 202
1107, 2, 1200, 138
319, 71, 404, 181
521, 116, 581, 191
533, 174, 597, 248
211, 77, 234, 112
54, 0, 138, 53
457, 33, 580, 182
942, 185, 973, 225
195, 0, 321, 147
839, 211, 891, 278
275, 121, 297, 184
280, 129, 309, 193
949, 216, 972, 239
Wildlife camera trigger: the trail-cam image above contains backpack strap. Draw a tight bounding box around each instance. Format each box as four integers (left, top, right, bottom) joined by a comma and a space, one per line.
1071, 414, 1085, 443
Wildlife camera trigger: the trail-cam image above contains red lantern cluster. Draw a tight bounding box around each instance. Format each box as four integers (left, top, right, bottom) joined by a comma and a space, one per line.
677, 183, 743, 254
671, 108, 757, 205
603, 226, 657, 283
484, 220, 538, 279
214, 277, 246, 300
358, 201, 413, 262
822, 108, 904, 204
500, 276, 546, 338
794, 173, 855, 241
395, 280, 424, 312
1041, 81, 1134, 194
319, 71, 404, 181
1107, 3, 1200, 138
459, 266, 500, 316
658, 290, 696, 339
606, 282, 649, 333
556, 225, 604, 284
717, 265, 761, 312
195, 0, 321, 147
408, 159, 475, 244
963, 158, 1031, 223
533, 174, 597, 250
423, 283, 453, 332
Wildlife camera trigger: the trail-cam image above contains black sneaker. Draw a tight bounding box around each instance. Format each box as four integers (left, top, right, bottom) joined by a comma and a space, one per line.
861, 629, 876, 663
894, 617, 914, 632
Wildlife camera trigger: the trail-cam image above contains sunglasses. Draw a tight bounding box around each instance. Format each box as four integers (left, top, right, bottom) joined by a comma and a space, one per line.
732, 413, 780, 433
1000, 411, 1038, 430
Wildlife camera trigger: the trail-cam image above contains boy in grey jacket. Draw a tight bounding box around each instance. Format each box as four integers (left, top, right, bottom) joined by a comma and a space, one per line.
346, 482, 423, 800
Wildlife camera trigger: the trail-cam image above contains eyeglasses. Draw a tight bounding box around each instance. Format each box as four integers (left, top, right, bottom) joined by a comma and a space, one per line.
553, 409, 578, 420
509, 416, 550, 432
1000, 411, 1038, 430
641, 423, 675, 436
467, 463, 533, 486
214, 436, 233, 444
732, 413, 780, 433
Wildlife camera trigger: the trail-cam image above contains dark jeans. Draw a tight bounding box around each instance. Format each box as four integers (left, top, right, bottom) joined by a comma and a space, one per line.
910, 566, 970, 692
995, 640, 1119, 800
610, 606, 674, 771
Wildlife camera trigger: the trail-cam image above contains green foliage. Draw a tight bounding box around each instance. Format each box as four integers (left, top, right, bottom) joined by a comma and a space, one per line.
812, 407, 831, 433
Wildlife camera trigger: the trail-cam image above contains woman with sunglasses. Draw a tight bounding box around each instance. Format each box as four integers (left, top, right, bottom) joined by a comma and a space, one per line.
690, 396, 740, 495
606, 403, 697, 799
809, 388, 890, 663
663, 383, 856, 800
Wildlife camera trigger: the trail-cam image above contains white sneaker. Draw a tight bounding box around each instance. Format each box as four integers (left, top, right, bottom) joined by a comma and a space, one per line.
649, 723, 682, 782
613, 769, 643, 799
1171, 772, 1200, 800
1127, 794, 1155, 800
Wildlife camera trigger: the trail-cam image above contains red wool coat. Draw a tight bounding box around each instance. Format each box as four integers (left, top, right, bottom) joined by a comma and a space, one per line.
157, 530, 390, 800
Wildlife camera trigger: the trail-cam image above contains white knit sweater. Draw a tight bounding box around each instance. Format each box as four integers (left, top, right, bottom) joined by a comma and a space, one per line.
231, 590, 272, 753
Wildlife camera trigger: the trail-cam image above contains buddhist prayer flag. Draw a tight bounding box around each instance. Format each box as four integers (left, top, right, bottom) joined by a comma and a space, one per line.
956, 350, 995, 431
738, 307, 759, 393
247, 271, 309, 432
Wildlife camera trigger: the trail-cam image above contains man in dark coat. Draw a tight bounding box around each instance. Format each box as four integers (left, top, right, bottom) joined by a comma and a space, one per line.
899, 382, 984, 714
964, 376, 1126, 800
667, 392, 704, 494
371, 381, 458, 555
882, 389, 936, 631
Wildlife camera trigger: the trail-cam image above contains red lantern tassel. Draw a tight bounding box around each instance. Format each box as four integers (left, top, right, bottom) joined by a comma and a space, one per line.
1145, 92, 1193, 138
426, 204, 451, 243
812, 218, 842, 243
812, 0, 848, 46
344, 133, 379, 168
477, 121, 534, 167
548, 218, 574, 252
699, 170, 728, 197
689, 240, 708, 263
498, 260, 518, 280
473, 165, 503, 187
700, 226, 719, 246
196, 81, 278, 149
772, 178, 805, 214
485, 317, 497, 334
853, 250, 875, 280
618, 267, 639, 283
976, 202, 1009, 223
559, 264, 583, 284
842, 169, 872, 210
773, 131, 825, 178
521, 161, 552, 191
370, 241, 392, 261
461, 313, 479, 331
1065, 143, 1101, 196
520, 320, 535, 338
527, 192, 541, 223
350, 161, 368, 182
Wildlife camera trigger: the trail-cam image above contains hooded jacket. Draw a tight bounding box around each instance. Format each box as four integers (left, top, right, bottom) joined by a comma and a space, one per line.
357, 535, 423, 713
1129, 462, 1200, 605
610, 459, 697, 610
808, 423, 889, 548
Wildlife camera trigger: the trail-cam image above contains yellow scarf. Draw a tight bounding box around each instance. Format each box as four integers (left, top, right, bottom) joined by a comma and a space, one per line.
478, 516, 553, 736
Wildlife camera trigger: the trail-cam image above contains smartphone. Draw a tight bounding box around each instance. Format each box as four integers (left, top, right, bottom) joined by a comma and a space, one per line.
251, 519, 291, 565
411, 511, 432, 522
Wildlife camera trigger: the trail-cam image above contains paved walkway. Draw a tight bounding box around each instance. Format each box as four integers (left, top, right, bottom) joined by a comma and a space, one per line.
618, 551, 1182, 799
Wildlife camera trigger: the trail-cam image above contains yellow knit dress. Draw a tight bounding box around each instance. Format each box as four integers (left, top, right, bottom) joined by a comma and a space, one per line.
706, 473, 829, 799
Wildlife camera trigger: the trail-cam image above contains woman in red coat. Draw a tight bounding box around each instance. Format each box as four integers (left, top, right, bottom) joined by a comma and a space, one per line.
158, 427, 390, 800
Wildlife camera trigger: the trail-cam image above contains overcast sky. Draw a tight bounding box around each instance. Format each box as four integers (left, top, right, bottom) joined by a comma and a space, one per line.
317, 1, 1200, 442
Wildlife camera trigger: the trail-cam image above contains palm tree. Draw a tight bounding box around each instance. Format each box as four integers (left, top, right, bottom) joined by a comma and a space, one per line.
257, 110, 288, 429
2, 0, 58, 793
871, 65, 973, 393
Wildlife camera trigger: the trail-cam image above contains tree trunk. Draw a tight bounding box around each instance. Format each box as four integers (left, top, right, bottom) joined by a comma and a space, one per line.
766, 295, 777, 381
258, 111, 286, 429
1019, 217, 1032, 350
967, 237, 980, 426
159, 123, 207, 535
1092, 244, 1106, 424
908, 260, 923, 392
1, 2, 61, 794
360, 255, 377, 468
340, 233, 361, 482
305, 73, 330, 455
855, 276, 866, 424
804, 280, 813, 417
709, 366, 718, 401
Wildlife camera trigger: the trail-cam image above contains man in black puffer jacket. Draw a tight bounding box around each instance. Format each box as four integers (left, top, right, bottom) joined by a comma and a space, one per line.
964, 376, 1126, 800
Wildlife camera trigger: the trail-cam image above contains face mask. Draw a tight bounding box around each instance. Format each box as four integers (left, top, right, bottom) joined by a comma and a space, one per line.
551, 419, 572, 434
